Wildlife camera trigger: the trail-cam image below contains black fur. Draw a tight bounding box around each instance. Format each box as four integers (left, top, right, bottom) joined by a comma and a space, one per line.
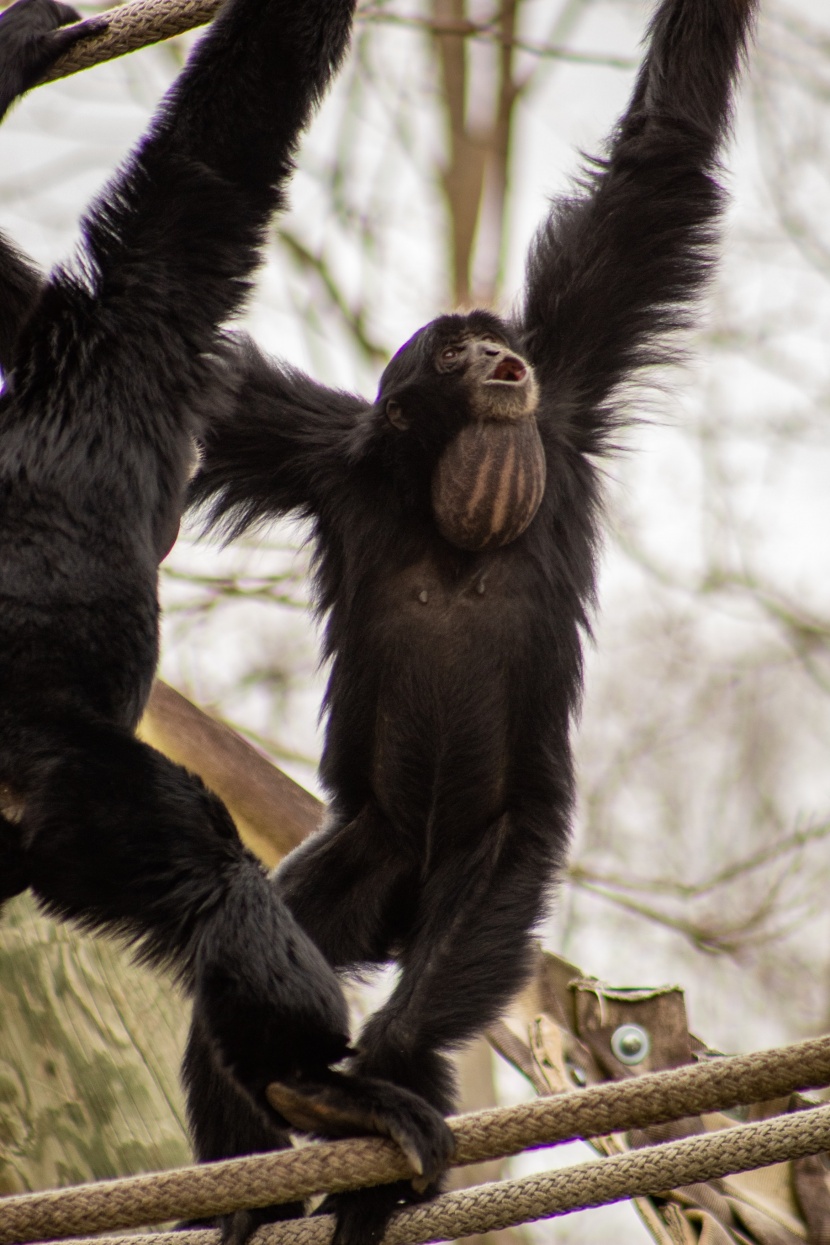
187, 1, 758, 1240
0, 0, 452, 1237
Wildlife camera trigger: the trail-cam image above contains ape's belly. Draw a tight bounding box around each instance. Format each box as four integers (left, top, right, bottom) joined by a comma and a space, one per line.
366, 554, 526, 836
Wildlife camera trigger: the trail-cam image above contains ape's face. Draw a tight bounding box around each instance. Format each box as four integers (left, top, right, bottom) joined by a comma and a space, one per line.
378, 314, 546, 551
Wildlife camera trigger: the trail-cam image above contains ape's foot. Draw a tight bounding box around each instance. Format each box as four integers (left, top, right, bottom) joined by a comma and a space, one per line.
214, 1202, 305, 1245
318, 1180, 440, 1245
266, 1070, 454, 1186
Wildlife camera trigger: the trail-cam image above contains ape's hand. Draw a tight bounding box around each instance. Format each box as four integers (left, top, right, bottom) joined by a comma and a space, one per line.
0, 0, 104, 115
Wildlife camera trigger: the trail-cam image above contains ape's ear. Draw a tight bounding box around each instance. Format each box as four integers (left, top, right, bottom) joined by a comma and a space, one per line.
385, 398, 410, 431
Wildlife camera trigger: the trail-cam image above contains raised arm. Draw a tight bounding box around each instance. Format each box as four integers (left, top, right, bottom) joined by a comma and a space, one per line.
520, 0, 757, 455
74, 0, 356, 369
189, 337, 366, 534
0, 0, 357, 388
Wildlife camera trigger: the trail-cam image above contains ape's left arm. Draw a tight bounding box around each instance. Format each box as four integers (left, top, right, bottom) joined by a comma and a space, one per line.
521, 0, 758, 456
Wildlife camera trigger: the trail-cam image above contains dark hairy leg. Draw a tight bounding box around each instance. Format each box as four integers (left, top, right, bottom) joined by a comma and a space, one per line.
276, 801, 419, 968
272, 805, 456, 1198
10, 720, 351, 1155
182, 1012, 305, 1245
288, 805, 563, 1245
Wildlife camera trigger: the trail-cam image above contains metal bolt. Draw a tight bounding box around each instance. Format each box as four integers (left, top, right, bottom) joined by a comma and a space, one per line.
610, 1023, 651, 1066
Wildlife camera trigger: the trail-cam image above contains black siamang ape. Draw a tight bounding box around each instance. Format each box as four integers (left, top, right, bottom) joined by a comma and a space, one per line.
0, 0, 451, 1239
188, 0, 758, 1238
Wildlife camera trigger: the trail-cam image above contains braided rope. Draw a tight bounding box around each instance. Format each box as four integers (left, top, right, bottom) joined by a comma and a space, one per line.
41, 0, 222, 83
23, 1103, 830, 1245
2, 1034, 830, 1244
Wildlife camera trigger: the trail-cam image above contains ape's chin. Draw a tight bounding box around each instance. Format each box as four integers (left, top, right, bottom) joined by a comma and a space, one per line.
431, 416, 546, 551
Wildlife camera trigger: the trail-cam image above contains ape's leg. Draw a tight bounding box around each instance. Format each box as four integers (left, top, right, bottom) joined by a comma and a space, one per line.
182, 1011, 304, 1245
276, 802, 419, 968
272, 806, 455, 1188
362, 805, 557, 1081
14, 719, 351, 1120
297, 804, 563, 1245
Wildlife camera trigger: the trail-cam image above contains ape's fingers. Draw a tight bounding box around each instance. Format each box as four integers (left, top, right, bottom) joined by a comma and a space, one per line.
24, 15, 109, 91
49, 13, 109, 50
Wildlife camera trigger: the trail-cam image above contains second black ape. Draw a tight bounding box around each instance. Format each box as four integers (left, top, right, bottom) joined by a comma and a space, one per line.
0, 1, 450, 1241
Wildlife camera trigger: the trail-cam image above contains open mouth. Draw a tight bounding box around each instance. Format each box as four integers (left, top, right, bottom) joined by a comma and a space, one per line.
487, 356, 527, 384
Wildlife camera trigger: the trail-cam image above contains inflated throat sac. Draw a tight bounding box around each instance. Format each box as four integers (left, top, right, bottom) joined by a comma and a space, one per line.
431, 417, 546, 551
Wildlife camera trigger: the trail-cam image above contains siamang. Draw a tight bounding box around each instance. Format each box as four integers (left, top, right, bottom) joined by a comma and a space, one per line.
0, 0, 451, 1239
188, 0, 758, 1238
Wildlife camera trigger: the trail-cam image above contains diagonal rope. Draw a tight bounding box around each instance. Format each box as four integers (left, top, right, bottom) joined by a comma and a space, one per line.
2, 1033, 830, 1244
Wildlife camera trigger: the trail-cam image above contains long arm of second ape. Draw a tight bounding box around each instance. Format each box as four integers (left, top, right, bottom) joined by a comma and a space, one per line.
521, 0, 757, 456
73, 0, 358, 369
0, 0, 362, 510
0, 0, 357, 383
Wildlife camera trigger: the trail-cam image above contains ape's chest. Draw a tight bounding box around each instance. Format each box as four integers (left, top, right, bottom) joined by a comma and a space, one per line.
367, 550, 531, 643
327, 547, 547, 826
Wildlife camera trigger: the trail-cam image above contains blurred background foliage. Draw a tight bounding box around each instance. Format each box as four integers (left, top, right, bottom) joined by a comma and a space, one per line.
1, 0, 830, 1239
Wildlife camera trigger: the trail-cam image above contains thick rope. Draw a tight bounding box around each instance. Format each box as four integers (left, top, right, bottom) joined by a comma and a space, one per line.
24, 1104, 830, 1245
40, 0, 222, 83
2, 1034, 830, 1244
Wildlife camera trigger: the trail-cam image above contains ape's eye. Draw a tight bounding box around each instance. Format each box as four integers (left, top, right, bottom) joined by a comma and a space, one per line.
441, 347, 460, 362
386, 399, 409, 430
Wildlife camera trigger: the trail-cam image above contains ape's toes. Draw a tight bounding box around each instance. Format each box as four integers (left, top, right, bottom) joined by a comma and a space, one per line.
266, 1072, 454, 1189
321, 1183, 429, 1245
218, 1203, 304, 1245
219, 1209, 259, 1245
383, 1099, 454, 1189
0, 814, 28, 904
266, 1079, 370, 1136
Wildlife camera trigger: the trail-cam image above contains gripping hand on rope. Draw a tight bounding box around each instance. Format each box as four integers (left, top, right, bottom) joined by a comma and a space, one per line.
0, 0, 104, 108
